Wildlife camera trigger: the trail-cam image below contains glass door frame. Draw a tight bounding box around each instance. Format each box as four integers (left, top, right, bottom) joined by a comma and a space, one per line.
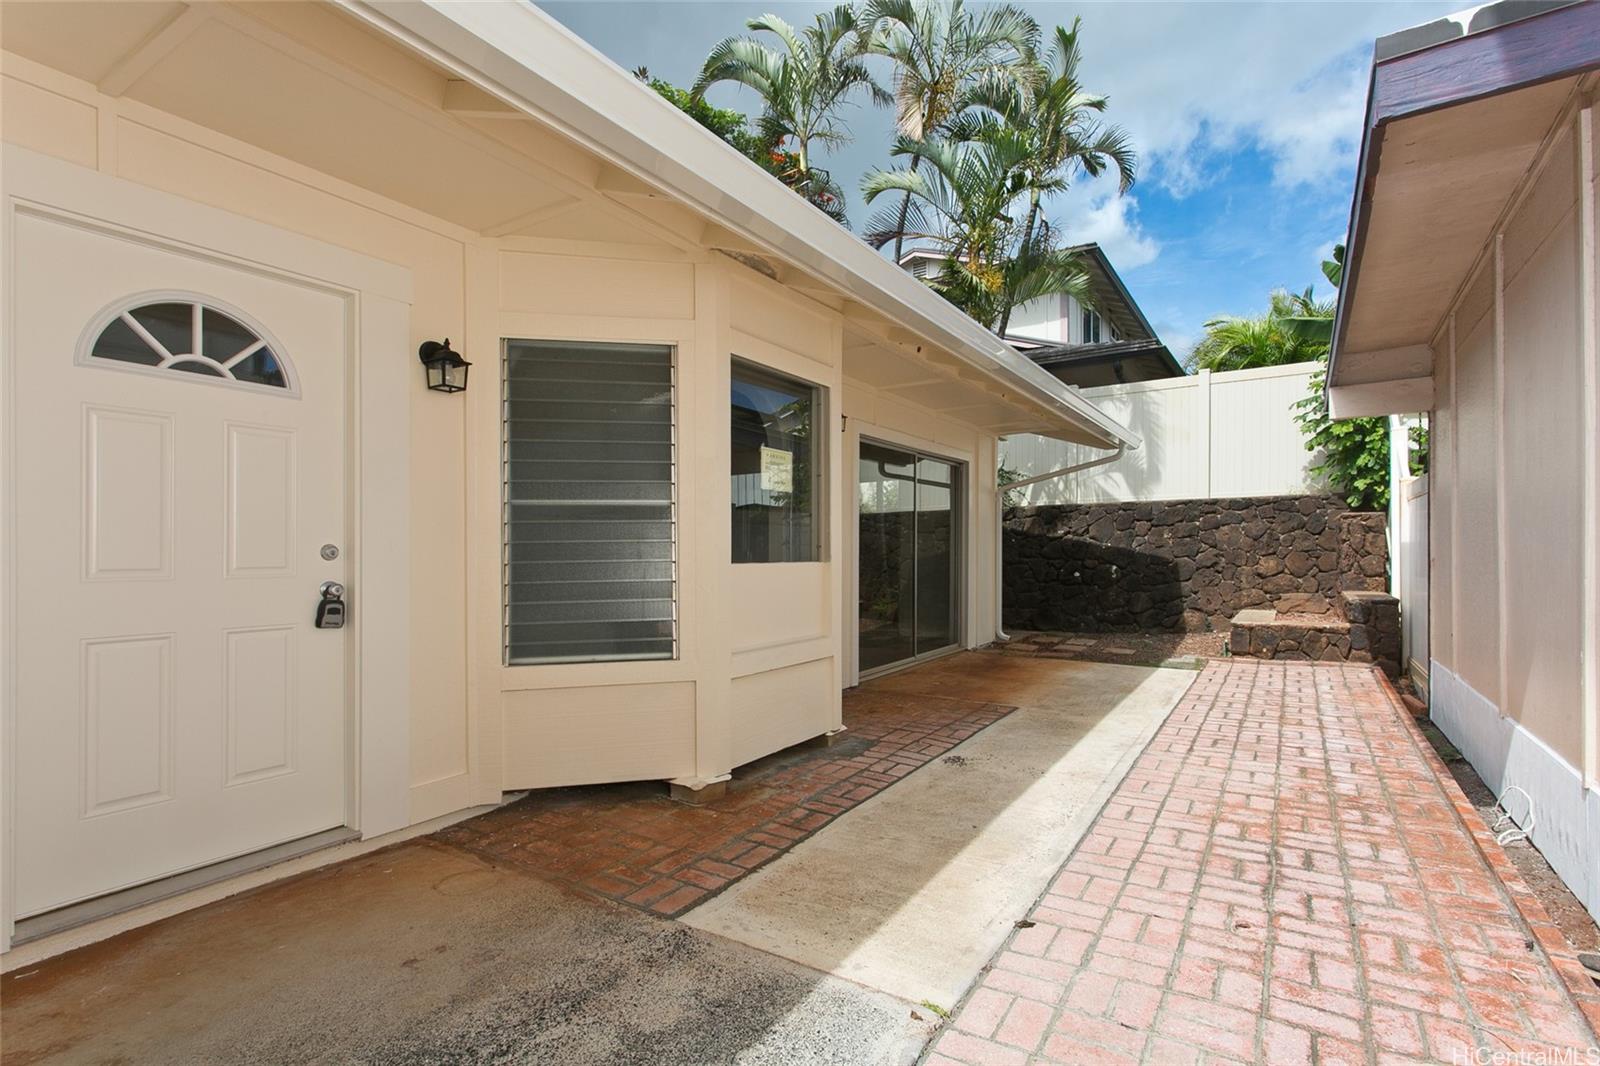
855, 434, 966, 682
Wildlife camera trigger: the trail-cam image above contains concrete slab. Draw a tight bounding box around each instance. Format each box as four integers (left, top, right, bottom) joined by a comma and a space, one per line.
681, 657, 1194, 1009
1, 839, 932, 1065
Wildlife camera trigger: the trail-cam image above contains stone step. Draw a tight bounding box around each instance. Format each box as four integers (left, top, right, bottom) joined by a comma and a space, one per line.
1228, 591, 1400, 677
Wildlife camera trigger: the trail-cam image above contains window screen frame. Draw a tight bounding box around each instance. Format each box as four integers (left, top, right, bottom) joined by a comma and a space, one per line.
501, 336, 680, 666
729, 356, 828, 565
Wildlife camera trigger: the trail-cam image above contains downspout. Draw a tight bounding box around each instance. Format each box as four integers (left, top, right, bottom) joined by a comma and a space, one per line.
994, 443, 1127, 642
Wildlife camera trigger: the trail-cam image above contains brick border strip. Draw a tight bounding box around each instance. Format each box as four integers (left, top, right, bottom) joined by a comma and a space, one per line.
436, 695, 1018, 919
1373, 667, 1600, 1040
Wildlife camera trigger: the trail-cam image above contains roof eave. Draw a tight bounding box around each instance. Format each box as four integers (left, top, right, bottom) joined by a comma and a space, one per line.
340, 0, 1140, 451
1331, 0, 1600, 386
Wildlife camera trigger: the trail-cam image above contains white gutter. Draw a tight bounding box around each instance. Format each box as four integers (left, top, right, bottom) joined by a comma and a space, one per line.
347, 0, 1139, 451
994, 445, 1126, 641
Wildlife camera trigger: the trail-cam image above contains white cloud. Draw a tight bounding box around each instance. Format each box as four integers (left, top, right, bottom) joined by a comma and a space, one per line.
1049, 2, 1460, 197
1059, 177, 1160, 270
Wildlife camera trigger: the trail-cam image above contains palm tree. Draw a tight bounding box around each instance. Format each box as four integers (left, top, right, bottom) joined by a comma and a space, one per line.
969, 20, 1136, 335
861, 130, 1087, 330
931, 221, 1093, 331
693, 5, 888, 223
859, 0, 1040, 261
1188, 287, 1335, 372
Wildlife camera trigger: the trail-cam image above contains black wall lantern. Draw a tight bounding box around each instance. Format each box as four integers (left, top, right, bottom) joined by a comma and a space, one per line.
418, 338, 471, 393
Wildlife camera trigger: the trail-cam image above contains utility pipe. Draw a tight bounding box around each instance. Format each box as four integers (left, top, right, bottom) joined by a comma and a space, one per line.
994, 443, 1127, 641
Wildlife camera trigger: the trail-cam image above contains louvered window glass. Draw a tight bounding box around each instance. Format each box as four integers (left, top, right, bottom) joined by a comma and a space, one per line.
503, 339, 676, 664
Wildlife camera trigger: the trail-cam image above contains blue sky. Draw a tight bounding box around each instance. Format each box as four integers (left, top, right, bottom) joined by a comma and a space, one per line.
539, 1, 1461, 362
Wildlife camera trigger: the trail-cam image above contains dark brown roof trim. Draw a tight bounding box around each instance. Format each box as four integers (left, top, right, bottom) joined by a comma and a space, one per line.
1330, 0, 1600, 375
1024, 338, 1183, 377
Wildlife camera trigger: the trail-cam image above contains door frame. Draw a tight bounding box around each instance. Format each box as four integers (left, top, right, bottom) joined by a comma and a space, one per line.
848, 425, 971, 685
0, 146, 414, 952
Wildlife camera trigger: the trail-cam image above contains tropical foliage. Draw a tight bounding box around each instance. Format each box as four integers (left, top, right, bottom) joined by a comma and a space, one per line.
691, 6, 888, 224
665, 1, 1135, 335
858, 0, 1041, 262
958, 20, 1137, 335
1185, 243, 1403, 510
1187, 288, 1335, 372
861, 129, 1088, 330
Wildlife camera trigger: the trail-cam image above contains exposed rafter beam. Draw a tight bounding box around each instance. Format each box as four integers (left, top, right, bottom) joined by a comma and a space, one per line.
99, 4, 210, 97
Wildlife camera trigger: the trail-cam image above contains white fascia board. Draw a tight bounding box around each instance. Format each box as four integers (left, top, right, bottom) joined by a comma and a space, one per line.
346, 0, 1138, 452
1328, 376, 1435, 418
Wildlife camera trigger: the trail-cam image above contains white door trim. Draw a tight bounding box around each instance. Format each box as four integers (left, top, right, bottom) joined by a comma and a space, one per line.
0, 146, 413, 952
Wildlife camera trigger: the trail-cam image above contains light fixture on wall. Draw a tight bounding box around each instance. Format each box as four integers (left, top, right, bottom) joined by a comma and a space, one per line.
418, 338, 471, 393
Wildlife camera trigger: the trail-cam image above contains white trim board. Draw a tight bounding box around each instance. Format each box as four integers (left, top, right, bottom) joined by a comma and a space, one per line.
1430, 662, 1600, 925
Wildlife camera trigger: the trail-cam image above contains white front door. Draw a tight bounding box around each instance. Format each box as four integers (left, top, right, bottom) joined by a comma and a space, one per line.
11, 207, 352, 919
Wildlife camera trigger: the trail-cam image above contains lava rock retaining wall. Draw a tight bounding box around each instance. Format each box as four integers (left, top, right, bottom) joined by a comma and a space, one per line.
1002, 495, 1389, 632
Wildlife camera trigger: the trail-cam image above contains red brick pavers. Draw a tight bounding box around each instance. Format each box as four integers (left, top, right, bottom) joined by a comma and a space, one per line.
434, 688, 1012, 918
930, 659, 1600, 1065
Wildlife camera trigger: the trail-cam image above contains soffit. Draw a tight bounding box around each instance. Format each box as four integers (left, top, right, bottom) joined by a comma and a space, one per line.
1344, 78, 1573, 364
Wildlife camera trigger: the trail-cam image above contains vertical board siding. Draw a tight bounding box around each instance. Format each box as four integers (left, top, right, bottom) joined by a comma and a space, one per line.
1001, 363, 1321, 504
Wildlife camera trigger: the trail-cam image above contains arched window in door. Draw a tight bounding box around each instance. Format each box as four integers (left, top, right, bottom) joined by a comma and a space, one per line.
80, 295, 295, 394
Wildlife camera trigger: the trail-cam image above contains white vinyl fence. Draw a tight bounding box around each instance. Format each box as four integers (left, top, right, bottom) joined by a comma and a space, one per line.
1001, 362, 1322, 505
1390, 414, 1429, 695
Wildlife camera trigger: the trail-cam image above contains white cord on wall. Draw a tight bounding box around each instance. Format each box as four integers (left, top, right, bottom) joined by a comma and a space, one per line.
1492, 785, 1535, 847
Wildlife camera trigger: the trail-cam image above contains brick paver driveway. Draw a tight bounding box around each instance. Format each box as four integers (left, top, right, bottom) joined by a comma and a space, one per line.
931, 660, 1600, 1065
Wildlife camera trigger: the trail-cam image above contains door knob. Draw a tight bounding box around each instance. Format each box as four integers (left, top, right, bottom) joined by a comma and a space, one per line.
315, 581, 347, 629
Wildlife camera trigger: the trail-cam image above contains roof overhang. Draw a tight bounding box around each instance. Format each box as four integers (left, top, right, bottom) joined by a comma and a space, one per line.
342, 0, 1138, 451
1328, 0, 1600, 418
1024, 338, 1182, 376
1063, 243, 1157, 344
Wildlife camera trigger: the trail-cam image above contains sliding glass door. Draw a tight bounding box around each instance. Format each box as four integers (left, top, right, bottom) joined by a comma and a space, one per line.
857, 440, 962, 675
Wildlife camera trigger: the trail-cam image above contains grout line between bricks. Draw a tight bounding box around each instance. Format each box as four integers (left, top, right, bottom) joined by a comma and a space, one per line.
1370, 667, 1600, 1044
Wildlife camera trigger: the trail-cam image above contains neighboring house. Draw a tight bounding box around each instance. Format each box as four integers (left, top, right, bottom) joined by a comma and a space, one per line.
1329, 0, 1600, 924
900, 244, 1184, 387
0, 1, 1137, 958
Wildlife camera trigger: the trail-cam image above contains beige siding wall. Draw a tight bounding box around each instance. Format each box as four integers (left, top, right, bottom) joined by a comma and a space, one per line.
1433, 117, 1589, 768
2, 49, 1011, 833
3, 53, 482, 821
1426, 99, 1599, 924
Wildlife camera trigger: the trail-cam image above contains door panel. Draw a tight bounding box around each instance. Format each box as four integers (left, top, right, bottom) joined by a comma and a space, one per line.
857, 441, 963, 675
12, 208, 350, 918
914, 458, 959, 655
857, 442, 916, 673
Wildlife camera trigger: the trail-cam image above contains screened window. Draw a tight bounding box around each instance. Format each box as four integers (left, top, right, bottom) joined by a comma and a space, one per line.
731, 360, 823, 563
503, 339, 676, 664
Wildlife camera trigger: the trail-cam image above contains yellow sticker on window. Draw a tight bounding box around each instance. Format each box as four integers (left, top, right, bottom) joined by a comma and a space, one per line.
759, 445, 793, 492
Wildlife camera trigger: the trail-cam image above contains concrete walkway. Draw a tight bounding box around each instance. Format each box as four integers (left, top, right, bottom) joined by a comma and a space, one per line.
0, 654, 1177, 1066
685, 656, 1194, 1008
929, 660, 1600, 1065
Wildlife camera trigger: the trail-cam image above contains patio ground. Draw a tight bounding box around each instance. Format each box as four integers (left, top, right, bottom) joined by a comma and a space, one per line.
929, 658, 1600, 1064
0, 653, 1189, 1065
3, 656, 1597, 1064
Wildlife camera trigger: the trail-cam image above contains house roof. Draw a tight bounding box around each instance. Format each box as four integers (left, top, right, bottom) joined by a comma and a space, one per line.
338, 0, 1139, 451
1017, 338, 1183, 377
1327, 0, 1600, 416
899, 242, 1158, 345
